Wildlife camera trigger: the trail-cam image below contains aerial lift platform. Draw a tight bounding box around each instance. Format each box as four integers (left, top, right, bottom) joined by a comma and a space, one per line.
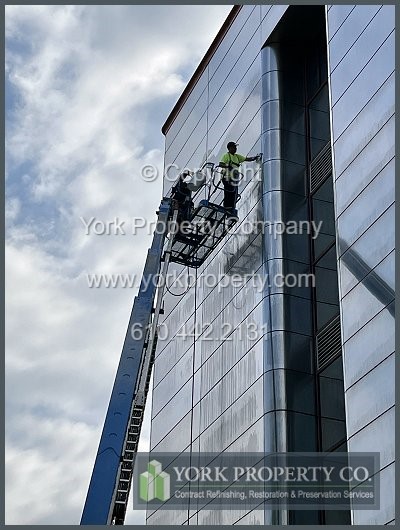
80, 165, 241, 524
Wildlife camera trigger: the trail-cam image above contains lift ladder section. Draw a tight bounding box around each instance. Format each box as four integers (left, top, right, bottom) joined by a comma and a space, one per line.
81, 198, 173, 525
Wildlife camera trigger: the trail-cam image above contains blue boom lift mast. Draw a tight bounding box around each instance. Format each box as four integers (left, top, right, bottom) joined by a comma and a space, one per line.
81, 164, 244, 524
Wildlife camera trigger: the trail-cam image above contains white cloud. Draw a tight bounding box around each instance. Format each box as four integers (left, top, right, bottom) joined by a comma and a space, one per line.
5, 196, 20, 222
5, 4, 232, 525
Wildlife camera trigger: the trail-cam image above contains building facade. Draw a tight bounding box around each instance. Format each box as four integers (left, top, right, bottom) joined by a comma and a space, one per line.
148, 5, 395, 525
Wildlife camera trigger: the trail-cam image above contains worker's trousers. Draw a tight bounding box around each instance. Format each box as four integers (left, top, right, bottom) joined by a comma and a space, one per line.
222, 177, 238, 209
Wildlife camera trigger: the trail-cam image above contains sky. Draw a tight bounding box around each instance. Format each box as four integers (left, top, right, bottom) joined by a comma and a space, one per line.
5, 5, 232, 524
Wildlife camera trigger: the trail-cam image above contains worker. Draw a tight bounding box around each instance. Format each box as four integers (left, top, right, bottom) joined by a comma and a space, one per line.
219, 142, 260, 215
171, 171, 194, 223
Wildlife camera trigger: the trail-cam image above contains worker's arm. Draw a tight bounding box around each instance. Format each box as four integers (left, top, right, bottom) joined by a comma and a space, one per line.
245, 155, 262, 162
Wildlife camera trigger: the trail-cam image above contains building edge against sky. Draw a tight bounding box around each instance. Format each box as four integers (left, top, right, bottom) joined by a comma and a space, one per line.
147, 5, 395, 525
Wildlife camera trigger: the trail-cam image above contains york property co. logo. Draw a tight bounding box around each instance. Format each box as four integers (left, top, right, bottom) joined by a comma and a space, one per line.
139, 460, 170, 501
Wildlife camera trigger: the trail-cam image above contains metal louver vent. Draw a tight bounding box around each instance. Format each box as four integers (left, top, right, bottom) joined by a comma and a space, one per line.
316, 315, 342, 372
309, 143, 332, 194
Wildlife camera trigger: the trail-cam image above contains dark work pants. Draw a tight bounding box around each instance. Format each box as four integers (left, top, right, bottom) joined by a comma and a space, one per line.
222, 178, 238, 209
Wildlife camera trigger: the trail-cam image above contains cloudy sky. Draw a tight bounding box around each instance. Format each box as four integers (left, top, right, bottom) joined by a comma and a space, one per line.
5, 5, 231, 524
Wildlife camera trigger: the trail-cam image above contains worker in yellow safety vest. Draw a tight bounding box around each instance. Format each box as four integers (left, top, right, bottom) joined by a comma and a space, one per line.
219, 142, 260, 214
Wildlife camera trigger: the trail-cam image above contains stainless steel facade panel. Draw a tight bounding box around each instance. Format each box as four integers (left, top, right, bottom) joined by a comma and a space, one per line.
264, 331, 313, 373
344, 353, 394, 438
198, 376, 264, 452
327, 5, 355, 40
328, 5, 382, 71
165, 130, 208, 195
330, 8, 394, 104
335, 138, 394, 227
343, 301, 394, 389
351, 462, 395, 525
154, 318, 194, 384
319, 6, 394, 523
152, 347, 193, 415
233, 509, 264, 525
150, 378, 193, 447
338, 203, 395, 298
330, 30, 394, 140
208, 51, 261, 131
348, 406, 394, 471
208, 7, 260, 103
165, 74, 208, 152
166, 93, 208, 166
147, 5, 395, 524
341, 252, 394, 343
333, 71, 394, 181
197, 332, 263, 403
336, 121, 395, 252
151, 412, 192, 452
208, 5, 258, 83
199, 342, 263, 429
147, 506, 188, 526
260, 5, 289, 45
207, 80, 261, 156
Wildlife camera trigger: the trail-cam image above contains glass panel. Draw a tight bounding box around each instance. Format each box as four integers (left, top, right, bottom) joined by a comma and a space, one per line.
309, 86, 330, 159
319, 358, 345, 420
280, 293, 313, 335
263, 158, 307, 196
273, 368, 316, 415
312, 179, 335, 261
261, 70, 280, 103
316, 301, 339, 331
315, 266, 339, 305
286, 411, 317, 451
315, 244, 336, 269
321, 417, 346, 451
155, 316, 195, 383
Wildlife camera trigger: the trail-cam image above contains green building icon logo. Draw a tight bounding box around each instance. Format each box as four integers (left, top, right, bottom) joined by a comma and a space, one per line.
139, 459, 170, 502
